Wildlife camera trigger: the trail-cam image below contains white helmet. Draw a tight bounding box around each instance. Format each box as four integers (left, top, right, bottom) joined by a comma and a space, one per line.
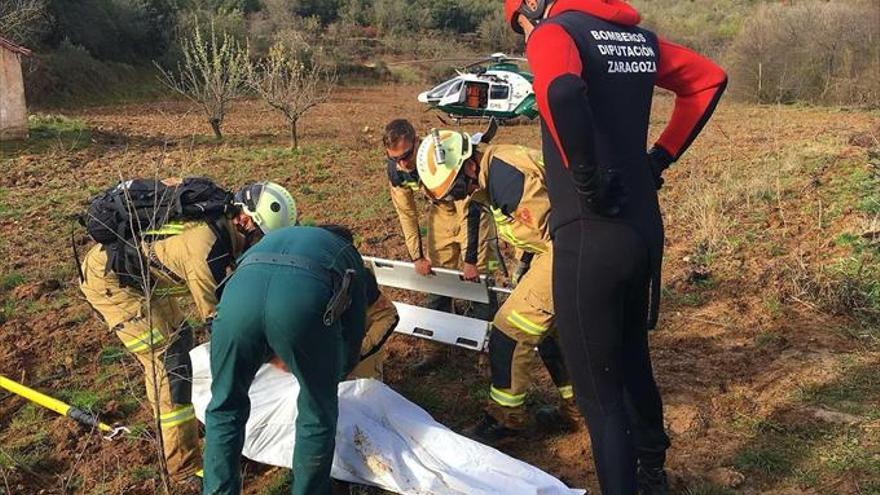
234, 181, 297, 233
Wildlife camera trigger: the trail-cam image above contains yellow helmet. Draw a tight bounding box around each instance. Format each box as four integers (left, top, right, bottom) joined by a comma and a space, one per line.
416, 128, 473, 200
234, 181, 297, 233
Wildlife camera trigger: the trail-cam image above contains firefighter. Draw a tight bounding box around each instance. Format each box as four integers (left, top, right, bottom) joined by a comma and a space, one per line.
504, 0, 727, 493
383, 119, 497, 373
203, 226, 370, 495
79, 181, 297, 487
416, 130, 579, 441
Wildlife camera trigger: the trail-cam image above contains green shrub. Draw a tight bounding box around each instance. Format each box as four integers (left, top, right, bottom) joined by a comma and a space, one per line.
726, 1, 880, 107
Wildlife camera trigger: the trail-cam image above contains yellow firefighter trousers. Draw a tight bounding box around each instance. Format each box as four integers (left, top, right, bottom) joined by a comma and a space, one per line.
79, 246, 201, 480
350, 292, 399, 380
487, 248, 573, 428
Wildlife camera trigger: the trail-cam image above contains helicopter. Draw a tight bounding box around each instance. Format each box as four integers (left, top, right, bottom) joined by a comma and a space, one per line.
416, 53, 538, 122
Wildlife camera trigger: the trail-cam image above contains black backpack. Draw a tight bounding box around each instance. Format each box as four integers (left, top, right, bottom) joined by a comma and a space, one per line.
79, 177, 233, 289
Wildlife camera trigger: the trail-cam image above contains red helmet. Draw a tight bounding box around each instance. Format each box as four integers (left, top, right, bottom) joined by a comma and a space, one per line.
504, 0, 525, 34
504, 0, 549, 34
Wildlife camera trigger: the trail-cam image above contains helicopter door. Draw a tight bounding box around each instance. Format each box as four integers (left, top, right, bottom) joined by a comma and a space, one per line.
463, 82, 490, 109
487, 84, 511, 111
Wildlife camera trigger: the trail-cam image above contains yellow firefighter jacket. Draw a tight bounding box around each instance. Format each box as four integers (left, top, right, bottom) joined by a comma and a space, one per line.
471, 144, 551, 255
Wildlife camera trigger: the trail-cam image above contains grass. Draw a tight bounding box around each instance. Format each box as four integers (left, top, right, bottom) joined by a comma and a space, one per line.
0, 114, 92, 157
730, 355, 880, 491
128, 466, 159, 483
799, 359, 879, 418
99, 346, 126, 365
258, 470, 291, 495
0, 272, 24, 292
684, 482, 738, 495
59, 388, 110, 413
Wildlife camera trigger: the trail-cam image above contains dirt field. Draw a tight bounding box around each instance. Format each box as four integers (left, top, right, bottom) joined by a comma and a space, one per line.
0, 84, 878, 495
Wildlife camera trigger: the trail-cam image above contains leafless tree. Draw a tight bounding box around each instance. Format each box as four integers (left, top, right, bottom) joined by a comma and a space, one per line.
0, 0, 46, 44
156, 22, 250, 140
249, 41, 337, 149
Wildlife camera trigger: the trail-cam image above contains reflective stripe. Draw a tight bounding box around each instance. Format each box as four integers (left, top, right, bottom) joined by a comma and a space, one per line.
506, 310, 546, 336
195, 469, 204, 478
558, 385, 574, 400
143, 222, 186, 236
123, 327, 165, 353
160, 404, 195, 428
153, 286, 189, 297
487, 260, 500, 272
489, 386, 526, 407
403, 181, 420, 191
491, 207, 546, 254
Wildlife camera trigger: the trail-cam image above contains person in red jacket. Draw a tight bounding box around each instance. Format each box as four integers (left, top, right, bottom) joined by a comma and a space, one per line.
503, 1, 727, 493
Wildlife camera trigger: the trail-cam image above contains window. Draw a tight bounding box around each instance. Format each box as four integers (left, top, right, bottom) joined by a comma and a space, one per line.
490, 85, 510, 100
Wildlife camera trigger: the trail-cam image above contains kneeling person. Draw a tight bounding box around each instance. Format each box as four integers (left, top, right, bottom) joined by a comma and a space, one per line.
417, 131, 579, 441
203, 226, 371, 495
80, 179, 295, 485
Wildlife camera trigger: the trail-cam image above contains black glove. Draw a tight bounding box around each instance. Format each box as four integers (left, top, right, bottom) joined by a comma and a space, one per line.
573, 166, 626, 217
648, 146, 674, 190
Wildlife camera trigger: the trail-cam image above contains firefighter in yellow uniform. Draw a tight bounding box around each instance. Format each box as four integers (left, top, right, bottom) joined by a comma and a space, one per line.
417, 131, 579, 441
80, 181, 297, 486
383, 119, 497, 372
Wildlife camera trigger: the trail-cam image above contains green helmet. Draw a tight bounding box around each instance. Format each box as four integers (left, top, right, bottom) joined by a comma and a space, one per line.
234, 181, 297, 233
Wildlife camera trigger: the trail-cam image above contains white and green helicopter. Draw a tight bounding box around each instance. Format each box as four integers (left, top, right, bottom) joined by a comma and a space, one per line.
417, 53, 538, 122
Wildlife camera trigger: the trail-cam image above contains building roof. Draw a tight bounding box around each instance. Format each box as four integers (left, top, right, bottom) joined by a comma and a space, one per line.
0, 37, 32, 56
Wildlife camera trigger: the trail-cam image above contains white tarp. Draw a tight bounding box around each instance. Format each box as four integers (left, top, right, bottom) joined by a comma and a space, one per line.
191, 343, 584, 495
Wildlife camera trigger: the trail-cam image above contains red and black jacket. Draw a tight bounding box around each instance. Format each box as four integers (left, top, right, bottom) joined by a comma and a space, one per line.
527, 0, 727, 327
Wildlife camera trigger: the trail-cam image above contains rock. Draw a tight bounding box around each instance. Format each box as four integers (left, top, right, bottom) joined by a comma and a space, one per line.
706, 467, 745, 488
806, 406, 863, 425
665, 404, 703, 435
39, 278, 62, 293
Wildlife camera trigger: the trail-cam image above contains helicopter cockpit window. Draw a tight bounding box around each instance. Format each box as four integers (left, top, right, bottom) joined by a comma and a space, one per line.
445, 80, 463, 98
489, 85, 510, 100
426, 80, 456, 101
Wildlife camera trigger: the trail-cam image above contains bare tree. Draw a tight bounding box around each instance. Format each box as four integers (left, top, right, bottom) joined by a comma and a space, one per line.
156, 22, 250, 140
0, 0, 47, 44
249, 41, 337, 149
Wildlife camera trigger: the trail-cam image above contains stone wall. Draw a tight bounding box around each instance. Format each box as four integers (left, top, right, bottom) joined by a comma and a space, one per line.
0, 48, 28, 140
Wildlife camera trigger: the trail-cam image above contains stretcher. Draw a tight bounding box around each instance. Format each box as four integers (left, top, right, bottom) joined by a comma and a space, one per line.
363, 256, 510, 352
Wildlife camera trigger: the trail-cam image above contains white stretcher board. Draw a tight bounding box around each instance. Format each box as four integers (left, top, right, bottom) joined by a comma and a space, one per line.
363, 256, 511, 304
392, 302, 490, 351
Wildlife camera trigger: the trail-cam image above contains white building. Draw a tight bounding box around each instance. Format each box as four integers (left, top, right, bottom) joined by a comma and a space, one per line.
0, 37, 31, 140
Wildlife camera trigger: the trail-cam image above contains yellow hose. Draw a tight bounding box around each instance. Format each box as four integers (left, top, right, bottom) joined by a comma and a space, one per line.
0, 374, 112, 433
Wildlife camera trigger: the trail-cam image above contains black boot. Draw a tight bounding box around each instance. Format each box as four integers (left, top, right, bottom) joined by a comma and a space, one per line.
533, 403, 581, 434
637, 464, 669, 495
466, 413, 521, 443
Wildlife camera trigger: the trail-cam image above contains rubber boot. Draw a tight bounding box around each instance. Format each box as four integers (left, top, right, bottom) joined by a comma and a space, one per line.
637, 465, 669, 495
467, 413, 522, 444
468, 403, 527, 444
534, 398, 582, 434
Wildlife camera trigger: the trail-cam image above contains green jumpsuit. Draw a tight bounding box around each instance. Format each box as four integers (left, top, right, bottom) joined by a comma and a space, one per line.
203, 226, 368, 495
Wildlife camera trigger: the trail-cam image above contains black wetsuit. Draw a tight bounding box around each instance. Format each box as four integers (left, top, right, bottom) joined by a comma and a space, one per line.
526, 0, 727, 492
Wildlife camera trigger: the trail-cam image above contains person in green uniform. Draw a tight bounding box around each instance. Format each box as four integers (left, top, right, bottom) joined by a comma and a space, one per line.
203, 226, 369, 495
